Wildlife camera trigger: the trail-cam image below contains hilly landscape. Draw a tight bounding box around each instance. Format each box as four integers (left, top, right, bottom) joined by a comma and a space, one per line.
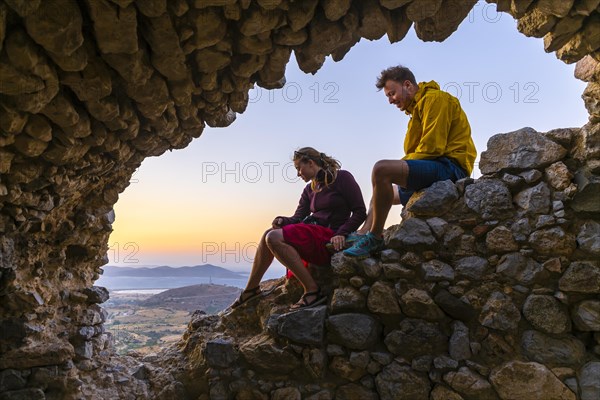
104, 284, 241, 354
102, 264, 245, 278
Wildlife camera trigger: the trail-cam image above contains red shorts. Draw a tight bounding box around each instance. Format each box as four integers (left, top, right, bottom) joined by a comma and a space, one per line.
282, 223, 334, 272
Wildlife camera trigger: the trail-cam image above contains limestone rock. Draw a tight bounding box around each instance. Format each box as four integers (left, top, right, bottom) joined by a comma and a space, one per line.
480, 128, 567, 174
277, 306, 326, 345
375, 362, 431, 400
579, 362, 600, 400
486, 226, 518, 253
514, 182, 551, 215
360, 258, 382, 279
327, 314, 381, 350
577, 220, 600, 255
545, 162, 573, 190
82, 286, 109, 304
24, 0, 84, 57
464, 179, 514, 220
536, 0, 575, 18
414, 0, 477, 42
321, 0, 352, 21
86, 0, 138, 54
455, 256, 491, 280
522, 294, 571, 334
572, 167, 600, 213
400, 288, 444, 321
571, 300, 600, 331
405, 179, 459, 217
490, 361, 576, 400
444, 367, 497, 400
367, 282, 401, 315
419, 260, 455, 282
479, 291, 521, 331
430, 385, 465, 400
330, 287, 365, 313
386, 218, 436, 249
518, 8, 558, 38
384, 319, 447, 359
329, 357, 366, 381
239, 334, 301, 373
433, 289, 476, 321
449, 321, 472, 361
521, 330, 586, 366
529, 227, 576, 257
204, 338, 237, 368
496, 253, 545, 285
335, 383, 377, 400
559, 261, 600, 293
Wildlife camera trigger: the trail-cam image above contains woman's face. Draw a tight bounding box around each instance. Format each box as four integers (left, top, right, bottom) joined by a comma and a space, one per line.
294, 159, 320, 182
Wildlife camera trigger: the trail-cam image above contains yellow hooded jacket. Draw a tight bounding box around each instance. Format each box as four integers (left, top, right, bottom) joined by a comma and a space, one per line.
403, 81, 477, 175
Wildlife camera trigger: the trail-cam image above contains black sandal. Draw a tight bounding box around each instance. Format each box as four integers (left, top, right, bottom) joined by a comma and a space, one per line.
290, 288, 327, 310
231, 286, 262, 309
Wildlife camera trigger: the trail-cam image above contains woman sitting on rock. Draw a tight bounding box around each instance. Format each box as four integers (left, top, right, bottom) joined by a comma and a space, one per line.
232, 147, 366, 310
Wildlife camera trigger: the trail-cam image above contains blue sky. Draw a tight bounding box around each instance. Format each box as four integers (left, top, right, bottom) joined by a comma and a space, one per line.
108, 1, 588, 278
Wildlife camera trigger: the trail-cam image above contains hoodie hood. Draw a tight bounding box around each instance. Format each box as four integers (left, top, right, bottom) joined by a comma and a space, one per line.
405, 80, 440, 115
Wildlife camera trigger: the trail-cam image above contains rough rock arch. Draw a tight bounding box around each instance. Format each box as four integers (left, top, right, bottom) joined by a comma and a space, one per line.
0, 0, 599, 399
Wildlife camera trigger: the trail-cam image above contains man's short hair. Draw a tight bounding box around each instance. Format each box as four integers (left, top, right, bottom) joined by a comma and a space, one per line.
375, 65, 417, 90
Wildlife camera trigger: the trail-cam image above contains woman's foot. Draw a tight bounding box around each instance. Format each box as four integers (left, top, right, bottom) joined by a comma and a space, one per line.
290, 288, 327, 310
231, 286, 262, 309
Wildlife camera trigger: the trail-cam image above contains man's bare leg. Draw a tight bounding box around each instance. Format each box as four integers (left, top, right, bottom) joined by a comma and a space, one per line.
370, 160, 409, 236
357, 185, 401, 235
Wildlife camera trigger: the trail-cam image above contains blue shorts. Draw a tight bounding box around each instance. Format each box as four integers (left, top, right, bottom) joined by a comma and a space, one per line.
398, 157, 468, 206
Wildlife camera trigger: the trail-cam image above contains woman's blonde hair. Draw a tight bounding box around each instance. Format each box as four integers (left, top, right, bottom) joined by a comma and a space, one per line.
293, 147, 341, 191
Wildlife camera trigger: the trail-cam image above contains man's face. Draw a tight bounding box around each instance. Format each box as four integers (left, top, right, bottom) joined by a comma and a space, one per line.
383, 80, 416, 111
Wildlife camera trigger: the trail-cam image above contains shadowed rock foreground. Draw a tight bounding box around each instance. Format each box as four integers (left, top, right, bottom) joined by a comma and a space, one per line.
1, 0, 600, 399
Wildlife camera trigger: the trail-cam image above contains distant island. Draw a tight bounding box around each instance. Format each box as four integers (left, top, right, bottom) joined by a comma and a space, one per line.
102, 264, 246, 279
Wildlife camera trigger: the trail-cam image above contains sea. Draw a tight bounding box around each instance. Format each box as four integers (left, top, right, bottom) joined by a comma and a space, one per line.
95, 275, 250, 291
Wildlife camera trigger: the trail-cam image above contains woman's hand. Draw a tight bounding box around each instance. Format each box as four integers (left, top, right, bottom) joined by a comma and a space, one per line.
272, 217, 283, 229
329, 235, 346, 251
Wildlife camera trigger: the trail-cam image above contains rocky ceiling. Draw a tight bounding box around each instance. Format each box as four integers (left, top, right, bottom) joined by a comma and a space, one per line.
0, 0, 599, 399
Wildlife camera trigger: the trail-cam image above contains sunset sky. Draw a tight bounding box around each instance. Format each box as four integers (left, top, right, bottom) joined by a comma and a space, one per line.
106, 2, 589, 278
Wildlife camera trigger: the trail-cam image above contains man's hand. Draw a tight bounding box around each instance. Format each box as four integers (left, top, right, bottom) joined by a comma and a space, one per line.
329, 235, 346, 251
272, 217, 283, 229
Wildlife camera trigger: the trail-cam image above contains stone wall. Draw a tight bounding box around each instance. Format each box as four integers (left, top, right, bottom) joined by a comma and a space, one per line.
143, 126, 599, 400
0, 0, 599, 399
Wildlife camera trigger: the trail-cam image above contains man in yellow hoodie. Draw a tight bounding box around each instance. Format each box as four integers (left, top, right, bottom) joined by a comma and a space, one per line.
344, 65, 477, 258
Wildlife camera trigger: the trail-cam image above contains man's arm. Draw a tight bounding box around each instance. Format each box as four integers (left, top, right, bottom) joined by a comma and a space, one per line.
404, 92, 453, 160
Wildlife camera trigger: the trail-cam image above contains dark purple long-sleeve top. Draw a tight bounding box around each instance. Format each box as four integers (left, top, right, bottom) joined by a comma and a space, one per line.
278, 170, 367, 237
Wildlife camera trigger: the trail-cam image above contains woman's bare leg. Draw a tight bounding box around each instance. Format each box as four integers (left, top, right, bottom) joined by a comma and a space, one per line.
265, 230, 319, 297
244, 228, 275, 290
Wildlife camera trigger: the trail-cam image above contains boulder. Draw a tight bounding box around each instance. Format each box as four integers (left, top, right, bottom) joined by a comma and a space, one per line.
559, 261, 600, 293
479, 292, 520, 331
384, 319, 447, 359
464, 180, 513, 220
406, 179, 459, 217
521, 330, 586, 366
490, 361, 576, 400
479, 128, 567, 174
277, 306, 327, 345
375, 362, 431, 400
327, 313, 381, 350
522, 294, 571, 334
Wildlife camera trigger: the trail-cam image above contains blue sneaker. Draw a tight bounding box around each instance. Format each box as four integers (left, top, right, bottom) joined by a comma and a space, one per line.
345, 232, 364, 246
343, 232, 384, 258
325, 232, 365, 253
